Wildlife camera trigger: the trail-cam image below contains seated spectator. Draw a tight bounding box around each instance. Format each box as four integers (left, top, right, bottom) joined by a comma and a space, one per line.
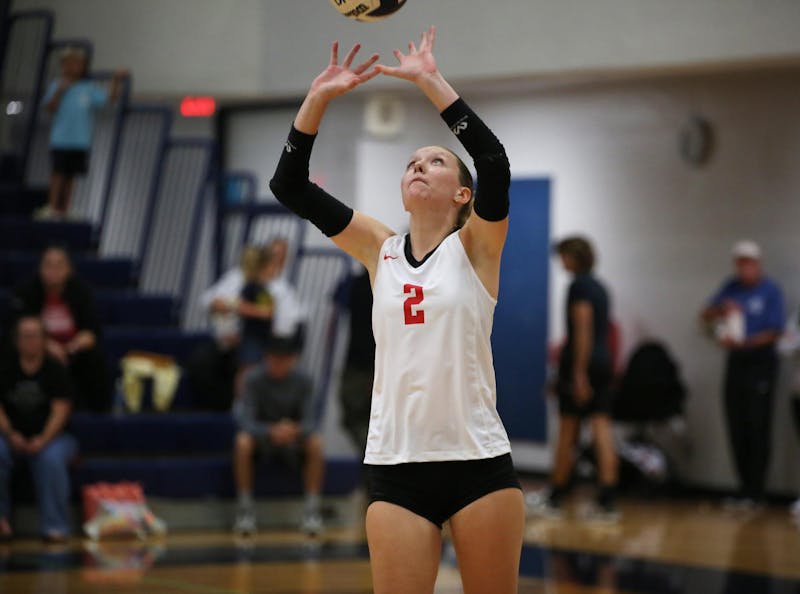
8, 246, 110, 412
0, 316, 78, 542
36, 46, 129, 220
232, 337, 323, 536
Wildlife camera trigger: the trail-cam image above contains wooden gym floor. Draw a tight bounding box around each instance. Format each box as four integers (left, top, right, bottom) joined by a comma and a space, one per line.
1, 496, 799, 593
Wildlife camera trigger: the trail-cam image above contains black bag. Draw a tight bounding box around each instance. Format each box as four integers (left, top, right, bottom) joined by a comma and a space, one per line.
613, 341, 686, 422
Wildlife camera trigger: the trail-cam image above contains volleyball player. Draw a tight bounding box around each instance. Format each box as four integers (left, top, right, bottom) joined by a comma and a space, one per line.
269, 27, 524, 594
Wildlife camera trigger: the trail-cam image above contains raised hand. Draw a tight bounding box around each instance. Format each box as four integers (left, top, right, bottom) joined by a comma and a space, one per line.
377, 26, 439, 83
309, 42, 380, 103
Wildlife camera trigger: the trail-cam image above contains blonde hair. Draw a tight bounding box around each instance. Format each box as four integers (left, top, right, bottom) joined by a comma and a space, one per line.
434, 146, 474, 229
240, 246, 271, 283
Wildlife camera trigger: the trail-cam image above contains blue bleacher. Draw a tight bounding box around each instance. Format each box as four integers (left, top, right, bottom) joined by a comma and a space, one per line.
93, 290, 176, 327
0, 250, 135, 288
0, 216, 95, 250
69, 413, 360, 497
1, 7, 361, 514
73, 457, 360, 499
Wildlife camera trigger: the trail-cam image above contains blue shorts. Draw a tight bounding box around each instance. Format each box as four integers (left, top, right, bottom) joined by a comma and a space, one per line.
238, 337, 267, 365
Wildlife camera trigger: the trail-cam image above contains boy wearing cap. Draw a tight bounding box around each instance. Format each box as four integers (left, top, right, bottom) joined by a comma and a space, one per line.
231, 337, 323, 536
38, 47, 128, 220
701, 240, 785, 507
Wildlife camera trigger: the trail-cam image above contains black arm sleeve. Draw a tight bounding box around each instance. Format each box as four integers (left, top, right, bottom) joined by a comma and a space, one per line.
268, 126, 354, 238
440, 98, 510, 222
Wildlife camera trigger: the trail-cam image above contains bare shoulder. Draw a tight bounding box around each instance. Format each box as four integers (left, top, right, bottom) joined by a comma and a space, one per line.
331, 210, 395, 278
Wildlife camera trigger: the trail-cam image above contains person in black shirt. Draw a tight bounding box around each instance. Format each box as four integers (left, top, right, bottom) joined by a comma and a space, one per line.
335, 266, 375, 457
532, 237, 619, 520
8, 246, 110, 411
237, 246, 276, 367
0, 316, 78, 541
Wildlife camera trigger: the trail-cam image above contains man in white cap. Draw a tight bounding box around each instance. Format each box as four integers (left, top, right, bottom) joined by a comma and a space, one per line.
701, 240, 784, 508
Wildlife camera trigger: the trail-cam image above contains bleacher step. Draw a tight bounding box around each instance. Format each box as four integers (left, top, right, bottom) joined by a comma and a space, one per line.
0, 251, 136, 289
0, 216, 97, 251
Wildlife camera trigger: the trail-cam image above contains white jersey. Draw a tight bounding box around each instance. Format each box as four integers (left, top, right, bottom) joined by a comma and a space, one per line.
364, 232, 512, 465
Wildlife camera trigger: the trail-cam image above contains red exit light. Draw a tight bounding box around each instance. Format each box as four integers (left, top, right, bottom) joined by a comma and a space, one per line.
180, 96, 216, 117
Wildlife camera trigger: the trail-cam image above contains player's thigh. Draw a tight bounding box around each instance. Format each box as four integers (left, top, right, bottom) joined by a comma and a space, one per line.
449, 488, 524, 594
366, 501, 442, 594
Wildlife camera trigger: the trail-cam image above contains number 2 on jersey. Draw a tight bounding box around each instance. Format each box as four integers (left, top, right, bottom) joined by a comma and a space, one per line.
403, 284, 425, 325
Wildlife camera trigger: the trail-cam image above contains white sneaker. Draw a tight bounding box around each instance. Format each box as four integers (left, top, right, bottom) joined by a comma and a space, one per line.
723, 497, 762, 513
525, 490, 563, 519
233, 508, 257, 536
32, 205, 56, 220
300, 509, 323, 536
582, 502, 621, 524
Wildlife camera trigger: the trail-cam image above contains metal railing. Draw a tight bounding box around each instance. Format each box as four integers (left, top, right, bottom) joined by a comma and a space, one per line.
139, 139, 215, 300
0, 10, 52, 182
99, 105, 171, 259
293, 248, 352, 425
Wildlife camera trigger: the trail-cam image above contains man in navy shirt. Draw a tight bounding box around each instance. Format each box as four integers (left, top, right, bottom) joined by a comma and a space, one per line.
702, 240, 784, 506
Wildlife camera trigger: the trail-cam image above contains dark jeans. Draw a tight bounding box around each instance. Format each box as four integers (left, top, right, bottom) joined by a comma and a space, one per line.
185, 340, 236, 411
71, 347, 111, 412
723, 350, 778, 500
338, 365, 373, 457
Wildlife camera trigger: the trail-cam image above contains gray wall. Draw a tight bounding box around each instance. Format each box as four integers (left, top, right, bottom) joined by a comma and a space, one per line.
226, 68, 800, 493
12, 0, 800, 97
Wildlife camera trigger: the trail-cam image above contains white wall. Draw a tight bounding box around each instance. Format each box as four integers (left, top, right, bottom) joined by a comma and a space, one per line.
12, 0, 267, 97
226, 68, 800, 492
12, 0, 800, 97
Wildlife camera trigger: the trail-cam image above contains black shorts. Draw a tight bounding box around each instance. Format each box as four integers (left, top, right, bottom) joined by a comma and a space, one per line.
365, 453, 521, 529
557, 361, 613, 417
51, 149, 89, 176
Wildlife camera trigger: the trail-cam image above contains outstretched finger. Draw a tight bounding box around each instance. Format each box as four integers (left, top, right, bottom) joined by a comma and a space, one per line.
330, 41, 339, 66
342, 43, 362, 69
356, 66, 381, 85
375, 63, 401, 77
420, 30, 428, 49
353, 53, 380, 75
428, 25, 436, 49
393, 49, 404, 63
408, 41, 417, 53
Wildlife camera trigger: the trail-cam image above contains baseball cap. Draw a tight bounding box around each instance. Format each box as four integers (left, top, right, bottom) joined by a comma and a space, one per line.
265, 335, 301, 355
732, 240, 761, 260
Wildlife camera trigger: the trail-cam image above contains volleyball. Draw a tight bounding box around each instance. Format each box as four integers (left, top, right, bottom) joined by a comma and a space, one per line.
329, 0, 406, 22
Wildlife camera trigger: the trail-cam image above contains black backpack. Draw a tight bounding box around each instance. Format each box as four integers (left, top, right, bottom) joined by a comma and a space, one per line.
613, 341, 686, 423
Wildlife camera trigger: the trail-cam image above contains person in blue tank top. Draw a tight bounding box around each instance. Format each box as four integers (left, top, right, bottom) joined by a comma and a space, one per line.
37, 47, 128, 220
702, 240, 784, 508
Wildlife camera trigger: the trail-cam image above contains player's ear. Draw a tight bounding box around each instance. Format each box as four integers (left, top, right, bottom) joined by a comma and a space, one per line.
454, 186, 472, 206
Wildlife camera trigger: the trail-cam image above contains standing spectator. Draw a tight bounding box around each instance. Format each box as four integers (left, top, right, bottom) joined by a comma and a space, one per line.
336, 266, 375, 457
701, 240, 784, 508
188, 241, 305, 409
266, 238, 306, 346
778, 307, 800, 523
531, 237, 619, 520
232, 338, 323, 536
9, 246, 110, 411
36, 46, 128, 220
237, 246, 275, 369
0, 316, 78, 542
